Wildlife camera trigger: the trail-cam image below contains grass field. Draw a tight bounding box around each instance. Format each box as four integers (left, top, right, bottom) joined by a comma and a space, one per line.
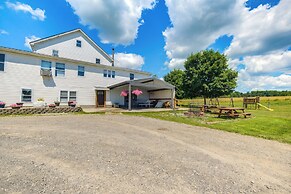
124, 96, 291, 144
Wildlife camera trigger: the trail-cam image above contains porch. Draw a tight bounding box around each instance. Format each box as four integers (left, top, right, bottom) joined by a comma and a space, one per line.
108, 78, 175, 110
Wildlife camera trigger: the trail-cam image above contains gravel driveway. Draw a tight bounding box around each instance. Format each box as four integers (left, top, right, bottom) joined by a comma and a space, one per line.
0, 114, 290, 193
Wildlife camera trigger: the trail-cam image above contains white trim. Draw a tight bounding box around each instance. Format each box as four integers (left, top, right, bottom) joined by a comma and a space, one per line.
0, 46, 151, 76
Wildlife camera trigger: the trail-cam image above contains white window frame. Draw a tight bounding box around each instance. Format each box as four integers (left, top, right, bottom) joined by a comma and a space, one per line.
60, 90, 77, 102
52, 50, 59, 57
76, 40, 82, 47
78, 66, 85, 76
21, 88, 32, 102
55, 63, 65, 77
0, 53, 5, 72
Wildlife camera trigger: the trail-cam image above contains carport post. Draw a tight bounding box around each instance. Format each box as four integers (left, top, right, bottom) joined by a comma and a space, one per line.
128, 83, 132, 111
171, 88, 175, 110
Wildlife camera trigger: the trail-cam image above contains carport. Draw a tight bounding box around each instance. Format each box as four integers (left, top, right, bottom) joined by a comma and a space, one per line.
108, 78, 175, 110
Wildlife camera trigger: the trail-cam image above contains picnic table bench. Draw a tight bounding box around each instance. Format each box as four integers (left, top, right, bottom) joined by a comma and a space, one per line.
218, 107, 251, 118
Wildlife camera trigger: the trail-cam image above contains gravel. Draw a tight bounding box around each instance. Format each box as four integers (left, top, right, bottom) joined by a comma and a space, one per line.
0, 114, 290, 193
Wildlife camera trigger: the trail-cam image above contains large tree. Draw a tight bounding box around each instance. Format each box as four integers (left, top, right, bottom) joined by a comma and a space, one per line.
164, 69, 185, 99
183, 50, 238, 104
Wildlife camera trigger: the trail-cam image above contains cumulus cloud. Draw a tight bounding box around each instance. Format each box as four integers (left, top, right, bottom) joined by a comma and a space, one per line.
0, 29, 9, 35
163, 0, 291, 68
237, 70, 291, 92
66, 0, 156, 45
233, 50, 291, 91
114, 53, 145, 70
6, 1, 46, 21
225, 0, 291, 58
24, 35, 40, 49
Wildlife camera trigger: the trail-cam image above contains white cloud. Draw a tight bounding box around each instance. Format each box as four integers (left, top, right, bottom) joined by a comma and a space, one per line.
6, 1, 46, 21
24, 35, 40, 49
225, 0, 291, 58
66, 0, 156, 45
234, 50, 291, 91
242, 51, 291, 74
114, 53, 145, 70
163, 0, 291, 68
237, 71, 291, 92
0, 29, 9, 35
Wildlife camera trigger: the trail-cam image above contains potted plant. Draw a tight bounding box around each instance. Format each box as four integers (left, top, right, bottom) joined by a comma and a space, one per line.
48, 104, 56, 108
16, 102, 24, 107
68, 101, 76, 107
11, 104, 21, 109
54, 100, 60, 106
0, 101, 5, 108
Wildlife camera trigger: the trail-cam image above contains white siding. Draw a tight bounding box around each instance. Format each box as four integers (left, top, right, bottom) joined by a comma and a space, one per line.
32, 31, 112, 66
0, 51, 149, 106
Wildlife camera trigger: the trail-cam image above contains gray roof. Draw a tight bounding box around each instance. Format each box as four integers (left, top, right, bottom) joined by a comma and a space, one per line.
108, 77, 175, 90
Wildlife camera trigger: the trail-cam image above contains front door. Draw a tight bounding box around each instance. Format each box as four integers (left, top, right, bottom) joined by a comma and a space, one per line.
96, 90, 105, 107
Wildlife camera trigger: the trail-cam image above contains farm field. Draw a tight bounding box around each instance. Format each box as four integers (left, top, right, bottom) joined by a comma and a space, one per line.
124, 96, 291, 144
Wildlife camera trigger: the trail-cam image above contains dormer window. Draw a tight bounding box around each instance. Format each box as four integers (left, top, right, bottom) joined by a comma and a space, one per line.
96, 58, 100, 64
52, 50, 59, 57
76, 40, 82, 47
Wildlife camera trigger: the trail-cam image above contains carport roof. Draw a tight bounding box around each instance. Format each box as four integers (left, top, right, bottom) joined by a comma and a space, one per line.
108, 77, 175, 91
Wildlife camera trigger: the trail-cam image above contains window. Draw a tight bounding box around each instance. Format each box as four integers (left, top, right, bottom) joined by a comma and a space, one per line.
69, 91, 77, 101
96, 58, 100, 64
103, 69, 107, 77
41, 60, 52, 70
78, 66, 85, 76
60, 90, 77, 102
103, 69, 115, 78
21, 89, 32, 102
55, 63, 65, 77
60, 91, 68, 102
76, 40, 82, 47
0, 53, 4, 71
52, 50, 59, 57
130, 73, 134, 80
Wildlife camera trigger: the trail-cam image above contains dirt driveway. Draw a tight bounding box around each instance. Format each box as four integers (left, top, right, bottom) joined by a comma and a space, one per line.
0, 114, 290, 193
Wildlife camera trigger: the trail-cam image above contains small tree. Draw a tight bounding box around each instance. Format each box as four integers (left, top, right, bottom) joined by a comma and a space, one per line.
183, 50, 238, 104
164, 69, 185, 99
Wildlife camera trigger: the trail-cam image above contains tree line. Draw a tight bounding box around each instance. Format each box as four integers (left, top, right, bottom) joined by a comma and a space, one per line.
230, 90, 291, 97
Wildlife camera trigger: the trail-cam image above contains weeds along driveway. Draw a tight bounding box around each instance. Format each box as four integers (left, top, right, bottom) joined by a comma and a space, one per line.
0, 114, 290, 193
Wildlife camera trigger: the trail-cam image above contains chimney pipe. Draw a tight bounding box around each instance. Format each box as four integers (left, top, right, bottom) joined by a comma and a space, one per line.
112, 48, 115, 66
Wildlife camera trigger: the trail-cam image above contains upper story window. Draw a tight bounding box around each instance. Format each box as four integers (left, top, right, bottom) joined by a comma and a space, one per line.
103, 69, 107, 77
41, 60, 52, 70
103, 69, 115, 78
55, 63, 65, 77
0, 53, 5, 71
130, 73, 134, 80
52, 50, 59, 57
76, 40, 82, 47
78, 66, 85, 76
96, 58, 100, 64
21, 88, 32, 102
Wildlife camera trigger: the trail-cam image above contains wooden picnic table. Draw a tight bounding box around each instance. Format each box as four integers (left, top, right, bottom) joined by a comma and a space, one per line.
218, 107, 246, 118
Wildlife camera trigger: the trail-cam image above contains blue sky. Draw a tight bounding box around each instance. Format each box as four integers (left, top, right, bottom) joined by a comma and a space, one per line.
0, 0, 290, 92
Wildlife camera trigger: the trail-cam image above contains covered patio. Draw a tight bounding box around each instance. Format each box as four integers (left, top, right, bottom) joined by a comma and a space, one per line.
108, 78, 175, 110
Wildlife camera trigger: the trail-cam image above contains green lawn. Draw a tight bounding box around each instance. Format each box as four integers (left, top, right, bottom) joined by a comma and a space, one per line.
123, 98, 291, 144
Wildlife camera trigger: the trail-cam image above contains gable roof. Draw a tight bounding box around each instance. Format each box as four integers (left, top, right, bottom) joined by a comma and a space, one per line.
29, 28, 113, 62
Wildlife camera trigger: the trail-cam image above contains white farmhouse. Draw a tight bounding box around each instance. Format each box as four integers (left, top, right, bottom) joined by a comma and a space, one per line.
0, 29, 175, 110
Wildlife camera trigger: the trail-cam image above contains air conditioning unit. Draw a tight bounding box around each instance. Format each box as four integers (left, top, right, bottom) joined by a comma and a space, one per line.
40, 68, 52, 77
